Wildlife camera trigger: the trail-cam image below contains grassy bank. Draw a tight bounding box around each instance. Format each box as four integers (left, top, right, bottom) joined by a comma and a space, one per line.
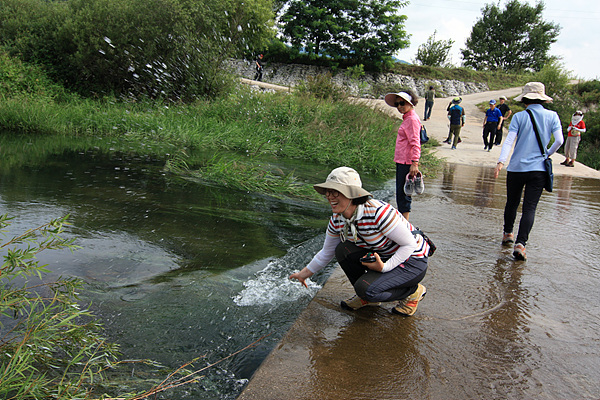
0, 54, 440, 199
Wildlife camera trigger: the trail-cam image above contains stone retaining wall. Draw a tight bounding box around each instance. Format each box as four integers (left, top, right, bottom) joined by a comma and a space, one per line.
230, 59, 489, 99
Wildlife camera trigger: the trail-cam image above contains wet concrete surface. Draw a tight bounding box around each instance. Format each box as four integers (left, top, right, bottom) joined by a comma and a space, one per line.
238, 164, 600, 399
238, 82, 600, 399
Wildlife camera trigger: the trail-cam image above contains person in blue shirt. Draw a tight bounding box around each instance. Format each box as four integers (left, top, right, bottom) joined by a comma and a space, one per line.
493, 82, 564, 261
443, 97, 465, 149
482, 99, 503, 151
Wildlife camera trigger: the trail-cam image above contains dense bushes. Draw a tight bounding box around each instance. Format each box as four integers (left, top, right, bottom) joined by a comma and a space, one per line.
0, 0, 275, 100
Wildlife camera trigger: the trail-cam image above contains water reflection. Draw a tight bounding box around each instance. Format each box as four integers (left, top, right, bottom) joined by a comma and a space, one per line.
407, 164, 600, 399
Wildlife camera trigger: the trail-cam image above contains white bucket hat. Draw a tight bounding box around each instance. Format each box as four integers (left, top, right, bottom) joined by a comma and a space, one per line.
385, 92, 414, 107
515, 82, 553, 102
314, 167, 372, 199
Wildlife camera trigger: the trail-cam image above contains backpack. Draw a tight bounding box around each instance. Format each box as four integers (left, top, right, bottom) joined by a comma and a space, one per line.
420, 125, 429, 144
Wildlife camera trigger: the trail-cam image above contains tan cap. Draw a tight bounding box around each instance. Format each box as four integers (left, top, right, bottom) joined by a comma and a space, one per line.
314, 167, 372, 199
515, 82, 553, 102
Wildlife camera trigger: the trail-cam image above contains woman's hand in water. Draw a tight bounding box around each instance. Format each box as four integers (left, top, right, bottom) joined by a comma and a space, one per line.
289, 267, 314, 288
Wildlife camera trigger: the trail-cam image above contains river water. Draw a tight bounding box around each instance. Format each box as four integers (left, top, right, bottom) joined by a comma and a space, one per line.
1, 136, 599, 399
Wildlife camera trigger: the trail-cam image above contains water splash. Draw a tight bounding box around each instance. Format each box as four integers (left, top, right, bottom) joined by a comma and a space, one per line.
233, 260, 321, 306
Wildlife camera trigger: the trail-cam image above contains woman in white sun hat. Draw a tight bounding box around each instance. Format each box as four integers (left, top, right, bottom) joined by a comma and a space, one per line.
494, 82, 564, 261
289, 167, 430, 316
384, 89, 423, 221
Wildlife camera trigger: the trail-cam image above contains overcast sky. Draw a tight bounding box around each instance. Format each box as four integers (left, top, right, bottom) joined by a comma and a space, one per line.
395, 0, 599, 80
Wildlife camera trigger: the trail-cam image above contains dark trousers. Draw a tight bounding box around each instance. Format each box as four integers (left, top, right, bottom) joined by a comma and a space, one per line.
503, 171, 545, 245
395, 163, 412, 214
424, 100, 433, 120
335, 241, 427, 303
254, 68, 263, 81
483, 122, 498, 149
494, 122, 505, 145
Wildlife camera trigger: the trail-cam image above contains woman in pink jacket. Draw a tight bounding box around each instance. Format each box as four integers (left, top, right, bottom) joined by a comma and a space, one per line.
385, 89, 422, 221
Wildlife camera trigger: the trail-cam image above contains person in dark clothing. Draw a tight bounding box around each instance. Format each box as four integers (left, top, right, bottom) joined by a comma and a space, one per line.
483, 99, 503, 151
495, 96, 512, 145
443, 97, 465, 149
423, 86, 435, 121
254, 54, 264, 81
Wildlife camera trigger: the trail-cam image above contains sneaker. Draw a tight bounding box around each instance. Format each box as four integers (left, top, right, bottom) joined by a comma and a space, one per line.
501, 232, 514, 246
392, 284, 426, 316
484, 145, 488, 150
458, 138, 462, 143
560, 160, 569, 165
567, 162, 575, 167
513, 243, 527, 261
451, 146, 456, 150
404, 173, 415, 196
341, 295, 381, 311
414, 172, 425, 195
443, 139, 450, 144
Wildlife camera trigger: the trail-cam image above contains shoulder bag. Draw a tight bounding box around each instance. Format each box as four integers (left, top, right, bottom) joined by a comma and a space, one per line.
526, 109, 553, 192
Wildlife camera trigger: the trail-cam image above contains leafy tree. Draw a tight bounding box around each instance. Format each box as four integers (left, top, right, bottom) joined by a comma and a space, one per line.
279, 0, 410, 68
533, 60, 572, 100
415, 30, 455, 67
0, 0, 276, 100
461, 0, 560, 72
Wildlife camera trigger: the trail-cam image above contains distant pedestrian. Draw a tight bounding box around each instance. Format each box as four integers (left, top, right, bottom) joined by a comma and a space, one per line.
494, 82, 564, 261
423, 86, 435, 121
483, 99, 503, 151
495, 96, 512, 145
254, 54, 264, 81
561, 110, 586, 167
443, 97, 465, 149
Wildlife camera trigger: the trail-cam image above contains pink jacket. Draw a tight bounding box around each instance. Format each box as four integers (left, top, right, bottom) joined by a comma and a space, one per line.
394, 109, 421, 164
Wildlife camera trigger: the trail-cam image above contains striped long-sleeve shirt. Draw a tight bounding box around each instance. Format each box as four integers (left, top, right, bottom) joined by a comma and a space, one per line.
307, 199, 429, 274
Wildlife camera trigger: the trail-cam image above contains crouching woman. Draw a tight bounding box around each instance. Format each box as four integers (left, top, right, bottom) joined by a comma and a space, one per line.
289, 167, 429, 316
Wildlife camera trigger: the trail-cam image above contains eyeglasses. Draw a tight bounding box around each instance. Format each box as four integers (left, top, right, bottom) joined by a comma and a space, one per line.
324, 189, 340, 198
395, 101, 407, 107
573, 113, 583, 116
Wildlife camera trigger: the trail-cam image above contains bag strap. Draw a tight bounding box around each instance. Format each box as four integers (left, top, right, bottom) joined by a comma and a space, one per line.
526, 109, 548, 158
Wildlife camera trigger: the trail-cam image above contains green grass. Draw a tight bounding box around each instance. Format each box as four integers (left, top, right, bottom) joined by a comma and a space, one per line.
0, 82, 439, 199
